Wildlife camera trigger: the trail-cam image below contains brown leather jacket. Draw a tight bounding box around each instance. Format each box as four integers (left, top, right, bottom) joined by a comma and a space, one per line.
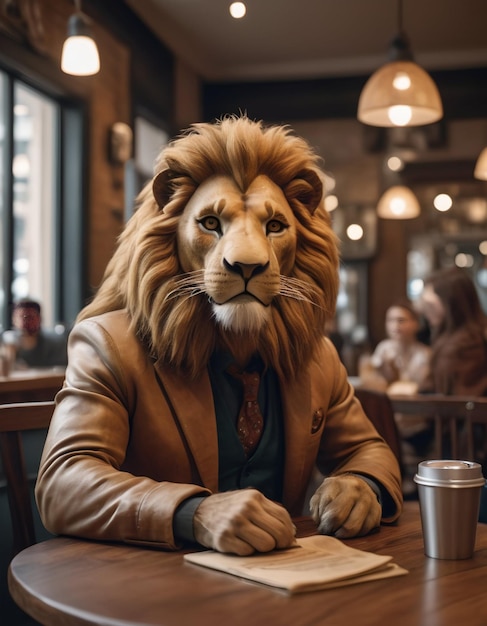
35, 310, 402, 550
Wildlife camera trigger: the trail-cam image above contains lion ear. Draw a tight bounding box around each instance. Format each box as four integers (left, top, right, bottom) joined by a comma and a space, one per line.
152, 169, 175, 210
284, 169, 323, 215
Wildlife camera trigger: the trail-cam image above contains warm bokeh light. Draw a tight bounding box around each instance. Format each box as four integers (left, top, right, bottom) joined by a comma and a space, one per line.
346, 224, 364, 240
377, 185, 420, 219
455, 253, 474, 268
229, 2, 246, 18
324, 172, 336, 192
325, 194, 339, 212
479, 240, 487, 255
387, 105, 413, 126
433, 193, 452, 212
386, 156, 404, 172
474, 147, 487, 180
392, 71, 411, 91
467, 198, 487, 223
61, 35, 100, 75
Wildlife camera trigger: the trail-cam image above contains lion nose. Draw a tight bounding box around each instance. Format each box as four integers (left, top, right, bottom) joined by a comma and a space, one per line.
223, 259, 269, 280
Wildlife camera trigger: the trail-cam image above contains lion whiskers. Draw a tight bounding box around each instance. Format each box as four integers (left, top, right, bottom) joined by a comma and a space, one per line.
278, 276, 322, 308
165, 270, 207, 301
165, 271, 322, 313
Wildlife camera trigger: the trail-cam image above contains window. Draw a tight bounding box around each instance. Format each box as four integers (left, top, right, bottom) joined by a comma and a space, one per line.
12, 82, 58, 327
0, 72, 84, 333
124, 116, 169, 220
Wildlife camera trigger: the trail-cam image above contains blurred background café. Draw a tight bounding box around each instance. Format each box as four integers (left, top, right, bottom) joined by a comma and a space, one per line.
0, 0, 486, 378
1, 1, 487, 622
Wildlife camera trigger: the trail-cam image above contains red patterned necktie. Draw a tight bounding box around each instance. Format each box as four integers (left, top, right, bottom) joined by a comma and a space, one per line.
227, 365, 264, 457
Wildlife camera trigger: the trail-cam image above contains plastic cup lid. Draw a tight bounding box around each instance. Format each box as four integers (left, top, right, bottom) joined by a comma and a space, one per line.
414, 459, 486, 487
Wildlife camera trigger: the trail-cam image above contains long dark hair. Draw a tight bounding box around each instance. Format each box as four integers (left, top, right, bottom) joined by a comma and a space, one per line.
424, 267, 486, 339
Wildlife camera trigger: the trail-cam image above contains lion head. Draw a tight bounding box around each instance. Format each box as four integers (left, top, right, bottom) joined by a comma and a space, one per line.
79, 116, 340, 380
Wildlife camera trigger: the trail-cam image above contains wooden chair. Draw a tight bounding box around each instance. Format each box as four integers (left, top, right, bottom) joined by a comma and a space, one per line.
0, 401, 55, 555
354, 387, 403, 470
389, 395, 487, 462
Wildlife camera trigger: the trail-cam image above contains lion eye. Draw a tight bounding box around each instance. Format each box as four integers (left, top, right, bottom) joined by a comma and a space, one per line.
266, 219, 286, 234
199, 215, 221, 232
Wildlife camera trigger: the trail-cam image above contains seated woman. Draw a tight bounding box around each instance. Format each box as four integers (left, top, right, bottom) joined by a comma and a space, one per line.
417, 267, 487, 397
361, 300, 432, 497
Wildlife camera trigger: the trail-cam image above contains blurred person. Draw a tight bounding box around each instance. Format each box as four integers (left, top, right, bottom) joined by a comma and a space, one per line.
369, 301, 431, 392
7, 299, 68, 368
418, 267, 487, 397
362, 301, 432, 497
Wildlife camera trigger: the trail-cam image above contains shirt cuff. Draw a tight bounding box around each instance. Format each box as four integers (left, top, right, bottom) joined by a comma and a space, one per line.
173, 496, 208, 543
353, 474, 382, 506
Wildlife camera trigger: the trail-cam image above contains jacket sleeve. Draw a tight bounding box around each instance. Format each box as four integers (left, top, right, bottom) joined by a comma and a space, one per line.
35, 315, 211, 550
314, 340, 403, 523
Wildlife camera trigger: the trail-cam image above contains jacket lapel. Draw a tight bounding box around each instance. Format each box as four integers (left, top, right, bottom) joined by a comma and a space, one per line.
153, 361, 219, 492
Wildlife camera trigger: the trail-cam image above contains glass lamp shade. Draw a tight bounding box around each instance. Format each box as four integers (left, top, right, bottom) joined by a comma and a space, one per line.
377, 185, 420, 219
474, 147, 487, 181
358, 60, 443, 127
61, 13, 100, 76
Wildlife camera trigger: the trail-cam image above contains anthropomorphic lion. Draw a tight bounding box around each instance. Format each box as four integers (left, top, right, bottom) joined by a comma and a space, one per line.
36, 116, 402, 555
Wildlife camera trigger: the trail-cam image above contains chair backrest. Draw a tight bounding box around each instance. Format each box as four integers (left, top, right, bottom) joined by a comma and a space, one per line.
0, 401, 55, 555
354, 387, 403, 470
389, 395, 487, 462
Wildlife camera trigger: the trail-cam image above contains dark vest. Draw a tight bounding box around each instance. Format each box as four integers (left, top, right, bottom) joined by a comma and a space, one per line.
208, 351, 285, 502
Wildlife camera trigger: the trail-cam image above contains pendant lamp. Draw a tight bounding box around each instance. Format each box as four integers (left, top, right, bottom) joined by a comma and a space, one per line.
61, 0, 100, 76
474, 147, 487, 181
377, 185, 420, 219
357, 0, 443, 127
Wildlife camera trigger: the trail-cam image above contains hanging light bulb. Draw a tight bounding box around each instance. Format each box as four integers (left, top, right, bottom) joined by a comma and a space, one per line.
377, 185, 420, 219
474, 147, 487, 181
357, 0, 442, 127
61, 0, 100, 76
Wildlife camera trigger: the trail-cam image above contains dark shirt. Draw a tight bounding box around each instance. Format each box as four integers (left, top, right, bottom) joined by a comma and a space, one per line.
16, 330, 68, 368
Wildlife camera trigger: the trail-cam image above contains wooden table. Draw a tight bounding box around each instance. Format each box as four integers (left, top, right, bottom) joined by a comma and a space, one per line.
8, 502, 487, 626
0, 367, 65, 403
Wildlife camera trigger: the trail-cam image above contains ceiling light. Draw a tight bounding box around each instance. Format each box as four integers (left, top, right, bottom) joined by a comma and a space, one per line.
474, 147, 487, 180
61, 0, 100, 76
357, 0, 443, 127
377, 185, 420, 219
229, 2, 246, 19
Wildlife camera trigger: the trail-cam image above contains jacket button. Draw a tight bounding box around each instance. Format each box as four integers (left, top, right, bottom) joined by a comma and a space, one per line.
311, 408, 324, 433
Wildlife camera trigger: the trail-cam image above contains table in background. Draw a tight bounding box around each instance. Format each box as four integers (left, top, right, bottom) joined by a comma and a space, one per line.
0, 368, 65, 404
8, 502, 487, 626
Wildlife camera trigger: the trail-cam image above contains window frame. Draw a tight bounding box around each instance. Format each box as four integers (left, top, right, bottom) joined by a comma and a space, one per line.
0, 68, 87, 332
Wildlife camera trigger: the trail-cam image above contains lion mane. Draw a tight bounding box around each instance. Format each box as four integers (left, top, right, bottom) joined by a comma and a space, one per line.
79, 116, 340, 380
